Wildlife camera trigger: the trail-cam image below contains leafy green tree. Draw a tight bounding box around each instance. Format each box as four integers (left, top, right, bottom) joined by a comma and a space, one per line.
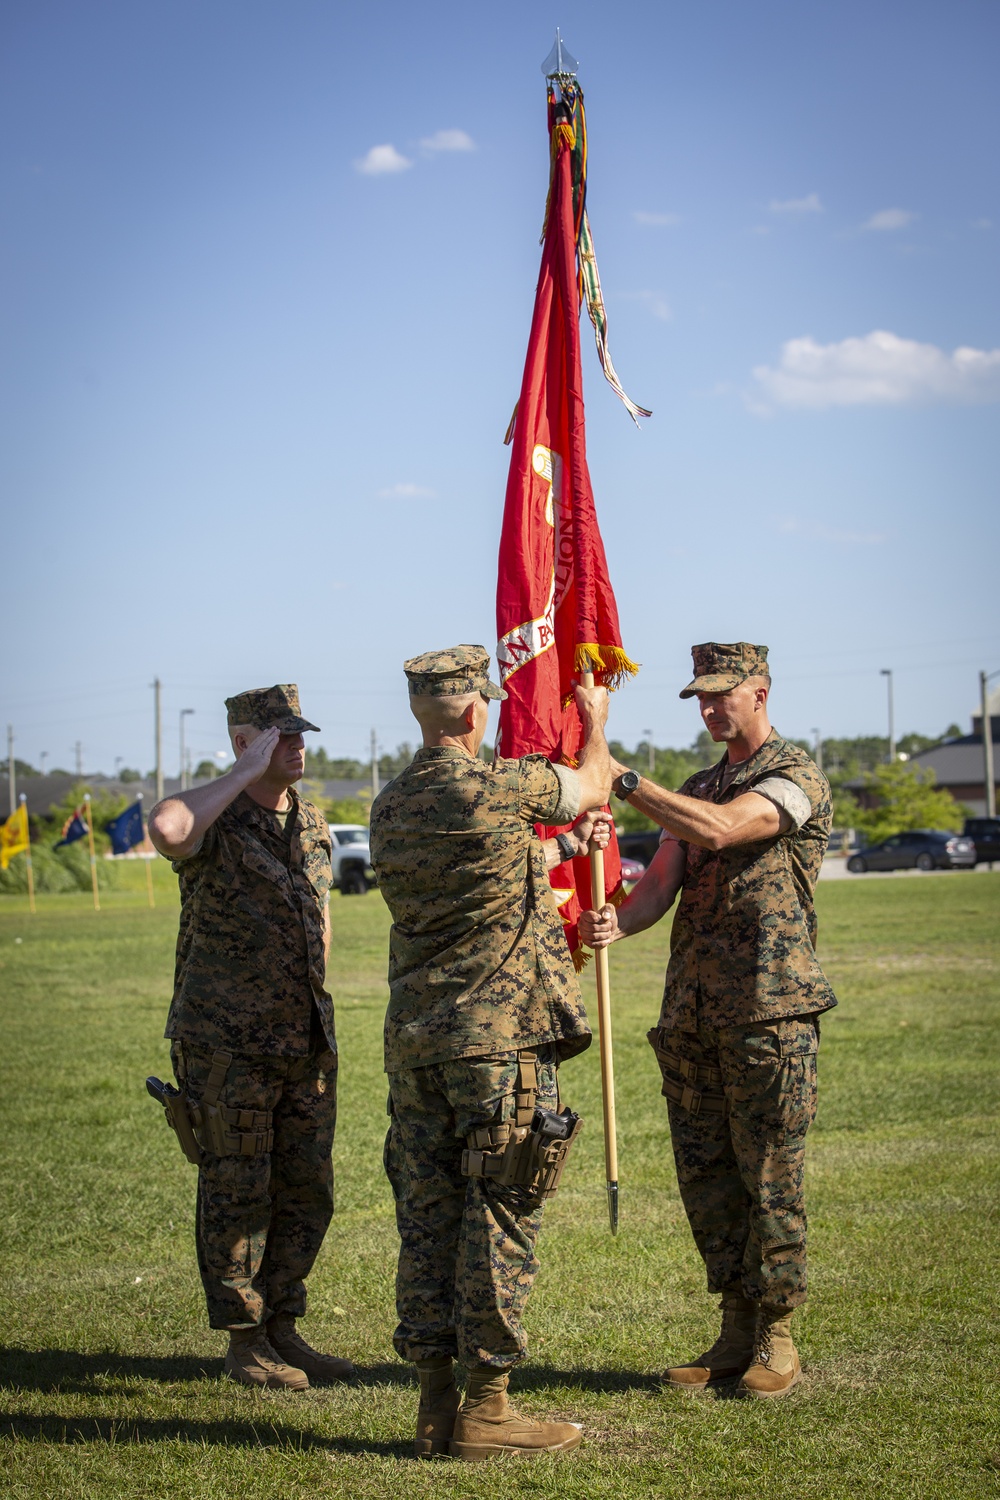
119, 767, 143, 783
323, 796, 371, 826
852, 763, 964, 846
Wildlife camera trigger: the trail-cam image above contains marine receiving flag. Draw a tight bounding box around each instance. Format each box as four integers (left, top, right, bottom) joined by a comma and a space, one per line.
495, 69, 645, 965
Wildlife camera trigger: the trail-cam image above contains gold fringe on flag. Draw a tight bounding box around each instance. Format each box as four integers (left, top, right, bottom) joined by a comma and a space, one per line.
574, 642, 641, 690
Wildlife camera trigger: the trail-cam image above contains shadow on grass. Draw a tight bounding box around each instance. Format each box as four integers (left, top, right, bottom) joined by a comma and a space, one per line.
0, 1346, 669, 1406
0, 1346, 223, 1393
0, 1412, 407, 1455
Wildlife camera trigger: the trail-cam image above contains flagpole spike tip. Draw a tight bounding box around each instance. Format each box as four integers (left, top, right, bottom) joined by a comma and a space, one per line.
541, 29, 579, 80
607, 1180, 619, 1236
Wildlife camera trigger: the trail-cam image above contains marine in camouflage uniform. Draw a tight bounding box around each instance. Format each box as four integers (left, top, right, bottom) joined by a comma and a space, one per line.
370, 644, 611, 1459
580, 643, 836, 1399
149, 684, 352, 1390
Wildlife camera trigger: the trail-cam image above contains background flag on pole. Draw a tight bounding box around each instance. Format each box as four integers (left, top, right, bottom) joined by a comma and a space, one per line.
55, 808, 88, 849
106, 801, 144, 855
0, 804, 29, 870
495, 75, 645, 966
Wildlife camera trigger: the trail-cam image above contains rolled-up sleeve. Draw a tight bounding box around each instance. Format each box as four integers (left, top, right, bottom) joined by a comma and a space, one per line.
518, 755, 581, 825
753, 775, 813, 831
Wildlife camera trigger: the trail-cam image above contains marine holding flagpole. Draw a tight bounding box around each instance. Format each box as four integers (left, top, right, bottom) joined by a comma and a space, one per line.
370, 647, 612, 1460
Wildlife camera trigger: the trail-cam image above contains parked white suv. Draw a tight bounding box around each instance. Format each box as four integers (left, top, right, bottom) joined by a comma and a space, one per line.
328, 824, 377, 895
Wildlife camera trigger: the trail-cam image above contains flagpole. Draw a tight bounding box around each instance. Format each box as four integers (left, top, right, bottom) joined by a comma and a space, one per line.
138, 794, 155, 908
83, 793, 100, 912
20, 794, 35, 915
581, 670, 619, 1234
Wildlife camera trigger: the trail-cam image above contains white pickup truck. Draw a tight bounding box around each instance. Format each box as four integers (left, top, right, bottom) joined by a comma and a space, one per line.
328, 824, 377, 895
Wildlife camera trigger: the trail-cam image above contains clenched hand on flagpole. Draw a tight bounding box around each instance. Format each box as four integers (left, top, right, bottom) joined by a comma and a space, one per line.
495, 43, 648, 1233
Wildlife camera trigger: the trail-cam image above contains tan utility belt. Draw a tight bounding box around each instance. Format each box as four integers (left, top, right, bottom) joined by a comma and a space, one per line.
646, 1028, 729, 1117
461, 1050, 583, 1202
146, 1049, 274, 1165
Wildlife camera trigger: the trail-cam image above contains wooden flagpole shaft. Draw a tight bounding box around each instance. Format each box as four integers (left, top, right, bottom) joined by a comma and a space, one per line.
581, 669, 619, 1234
84, 794, 100, 912
20, 795, 35, 915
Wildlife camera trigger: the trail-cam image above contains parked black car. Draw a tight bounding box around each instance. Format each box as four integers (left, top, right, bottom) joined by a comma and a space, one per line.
963, 816, 1000, 863
847, 829, 976, 873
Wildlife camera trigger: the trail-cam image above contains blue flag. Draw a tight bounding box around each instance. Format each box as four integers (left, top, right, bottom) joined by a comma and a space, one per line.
106, 801, 144, 856
55, 809, 88, 849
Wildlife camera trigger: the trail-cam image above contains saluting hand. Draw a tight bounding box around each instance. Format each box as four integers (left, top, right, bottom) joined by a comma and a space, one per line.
235, 726, 281, 784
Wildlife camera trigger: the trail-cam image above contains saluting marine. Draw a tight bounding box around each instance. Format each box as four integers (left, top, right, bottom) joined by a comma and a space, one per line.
370, 645, 612, 1460
148, 684, 352, 1391
581, 643, 836, 1398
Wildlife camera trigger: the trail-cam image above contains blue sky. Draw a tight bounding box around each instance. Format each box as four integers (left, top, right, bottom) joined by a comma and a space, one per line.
2, 0, 998, 777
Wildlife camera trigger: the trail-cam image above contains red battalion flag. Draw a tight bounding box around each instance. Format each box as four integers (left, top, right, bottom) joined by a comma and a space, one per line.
496, 74, 649, 966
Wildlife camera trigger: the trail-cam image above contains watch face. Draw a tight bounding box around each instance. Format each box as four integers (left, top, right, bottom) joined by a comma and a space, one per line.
616, 770, 640, 799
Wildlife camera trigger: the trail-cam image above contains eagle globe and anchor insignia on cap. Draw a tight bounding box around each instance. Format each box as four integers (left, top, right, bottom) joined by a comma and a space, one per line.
403, 644, 507, 700
224, 684, 321, 733
679, 642, 770, 700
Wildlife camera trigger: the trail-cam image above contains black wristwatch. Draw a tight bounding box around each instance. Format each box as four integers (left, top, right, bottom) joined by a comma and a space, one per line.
614, 770, 641, 800
555, 832, 578, 862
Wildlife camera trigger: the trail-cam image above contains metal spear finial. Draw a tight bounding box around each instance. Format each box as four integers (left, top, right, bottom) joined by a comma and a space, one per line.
541, 28, 579, 80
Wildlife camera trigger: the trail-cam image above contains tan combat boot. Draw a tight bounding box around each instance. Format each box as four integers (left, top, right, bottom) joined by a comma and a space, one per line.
266, 1312, 355, 1383
449, 1366, 583, 1461
224, 1327, 309, 1391
662, 1288, 757, 1390
737, 1307, 802, 1398
413, 1355, 461, 1459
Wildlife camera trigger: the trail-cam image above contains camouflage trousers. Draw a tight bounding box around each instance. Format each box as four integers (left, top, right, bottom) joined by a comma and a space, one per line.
384, 1047, 558, 1369
658, 1017, 819, 1311
170, 1041, 337, 1330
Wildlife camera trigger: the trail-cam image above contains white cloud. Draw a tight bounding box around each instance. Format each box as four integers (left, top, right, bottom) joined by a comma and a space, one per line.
751, 330, 1000, 410
355, 143, 412, 176
769, 193, 823, 215
419, 129, 475, 153
376, 482, 436, 500
862, 207, 917, 231
633, 210, 681, 227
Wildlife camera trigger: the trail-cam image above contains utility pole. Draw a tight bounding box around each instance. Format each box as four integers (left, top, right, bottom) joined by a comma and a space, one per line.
643, 729, 654, 774
180, 709, 195, 791
812, 729, 823, 772
982, 670, 997, 820
7, 725, 15, 815
880, 669, 895, 763
75, 740, 83, 777
39, 751, 48, 778
153, 678, 163, 803
370, 728, 379, 803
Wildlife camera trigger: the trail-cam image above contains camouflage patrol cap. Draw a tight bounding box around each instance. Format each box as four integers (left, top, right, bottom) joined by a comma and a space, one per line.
224, 684, 320, 733
679, 642, 770, 699
404, 644, 507, 700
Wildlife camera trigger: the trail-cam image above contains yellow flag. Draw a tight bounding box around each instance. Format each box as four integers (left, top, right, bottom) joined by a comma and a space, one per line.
0, 804, 29, 870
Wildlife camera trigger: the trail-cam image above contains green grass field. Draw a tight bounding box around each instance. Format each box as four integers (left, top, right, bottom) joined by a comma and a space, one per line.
1, 866, 998, 1498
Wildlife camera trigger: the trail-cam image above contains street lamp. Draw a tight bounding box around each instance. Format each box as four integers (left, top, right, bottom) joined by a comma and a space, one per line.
880, 669, 895, 763
643, 729, 654, 774
39, 751, 48, 777
811, 729, 823, 772
179, 709, 195, 791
